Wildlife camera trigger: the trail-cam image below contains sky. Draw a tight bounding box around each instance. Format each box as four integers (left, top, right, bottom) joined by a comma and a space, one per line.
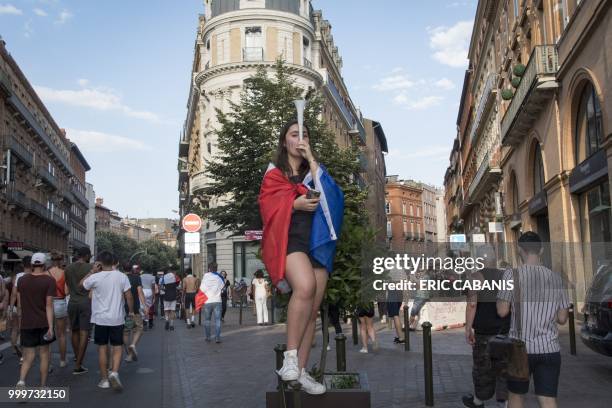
0, 0, 477, 218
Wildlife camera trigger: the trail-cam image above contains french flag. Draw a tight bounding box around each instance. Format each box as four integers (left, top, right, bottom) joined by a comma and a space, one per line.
195, 290, 208, 313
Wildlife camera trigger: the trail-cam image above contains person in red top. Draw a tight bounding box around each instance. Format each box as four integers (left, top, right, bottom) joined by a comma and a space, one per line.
16, 252, 56, 388
48, 251, 69, 368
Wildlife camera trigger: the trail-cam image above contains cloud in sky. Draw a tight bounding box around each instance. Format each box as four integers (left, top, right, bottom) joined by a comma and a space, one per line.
393, 94, 445, 110
54, 9, 72, 24
35, 82, 164, 123
434, 78, 455, 90
428, 20, 472, 68
0, 4, 22, 15
66, 129, 149, 153
372, 72, 417, 91
33, 8, 48, 17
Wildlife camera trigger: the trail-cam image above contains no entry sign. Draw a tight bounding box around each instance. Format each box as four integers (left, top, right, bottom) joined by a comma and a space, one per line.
182, 213, 202, 233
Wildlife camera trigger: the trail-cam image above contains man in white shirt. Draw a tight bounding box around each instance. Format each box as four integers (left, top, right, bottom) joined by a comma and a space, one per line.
80, 251, 134, 392
200, 268, 225, 343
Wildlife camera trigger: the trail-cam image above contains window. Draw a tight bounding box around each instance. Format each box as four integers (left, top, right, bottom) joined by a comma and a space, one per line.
513, 0, 520, 16
402, 202, 406, 215
385, 202, 390, 214
207, 142, 212, 154
575, 82, 603, 163
403, 220, 408, 234
533, 143, 545, 194
386, 221, 392, 238
512, 177, 519, 214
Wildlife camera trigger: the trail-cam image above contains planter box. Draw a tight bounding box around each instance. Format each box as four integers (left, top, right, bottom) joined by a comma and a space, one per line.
266, 372, 370, 408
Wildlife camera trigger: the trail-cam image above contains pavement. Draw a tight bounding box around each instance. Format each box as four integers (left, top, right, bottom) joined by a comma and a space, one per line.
0, 306, 611, 408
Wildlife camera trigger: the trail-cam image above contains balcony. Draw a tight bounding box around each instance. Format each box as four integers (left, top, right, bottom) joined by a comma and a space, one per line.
6, 135, 33, 167
52, 212, 70, 231
501, 45, 559, 146
61, 188, 75, 204
0, 67, 12, 97
190, 171, 208, 195
469, 73, 498, 143
178, 160, 189, 182
71, 184, 89, 207
304, 57, 312, 69
6, 93, 72, 172
326, 78, 365, 144
179, 137, 189, 158
467, 149, 502, 202
358, 152, 368, 172
243, 47, 264, 62
70, 211, 87, 228
37, 166, 59, 190
6, 187, 29, 211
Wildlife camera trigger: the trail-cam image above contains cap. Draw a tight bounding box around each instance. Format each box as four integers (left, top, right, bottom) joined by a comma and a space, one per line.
31, 252, 47, 266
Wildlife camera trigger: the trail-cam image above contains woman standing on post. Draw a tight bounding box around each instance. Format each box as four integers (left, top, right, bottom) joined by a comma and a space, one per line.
259, 119, 344, 395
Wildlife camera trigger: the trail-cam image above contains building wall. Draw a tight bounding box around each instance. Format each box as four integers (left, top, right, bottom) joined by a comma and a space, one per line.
85, 183, 96, 253
385, 177, 424, 254
363, 119, 388, 244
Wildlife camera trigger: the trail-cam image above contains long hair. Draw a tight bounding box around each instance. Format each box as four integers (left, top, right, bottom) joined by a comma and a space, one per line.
273, 119, 312, 181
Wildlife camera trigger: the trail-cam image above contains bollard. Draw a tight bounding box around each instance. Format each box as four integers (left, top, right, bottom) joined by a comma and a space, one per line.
422, 322, 434, 407
239, 297, 243, 326
335, 334, 347, 372
569, 303, 576, 356
198, 309, 202, 326
292, 382, 302, 408
403, 305, 410, 351
271, 290, 276, 325
351, 313, 359, 345
274, 344, 287, 388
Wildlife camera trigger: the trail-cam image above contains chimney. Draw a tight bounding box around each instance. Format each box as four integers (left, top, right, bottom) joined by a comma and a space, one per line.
96, 197, 103, 206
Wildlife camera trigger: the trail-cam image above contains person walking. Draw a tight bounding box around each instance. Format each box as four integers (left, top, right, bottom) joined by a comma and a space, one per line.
123, 264, 146, 363
182, 269, 198, 328
15, 252, 56, 388
65, 246, 93, 375
258, 120, 344, 395
252, 270, 269, 325
81, 251, 134, 391
220, 271, 230, 322
321, 301, 343, 351
497, 232, 570, 408
357, 303, 378, 353
409, 270, 431, 330
139, 266, 156, 330
387, 289, 405, 344
9, 257, 32, 362
161, 270, 178, 331
48, 252, 69, 368
462, 245, 510, 408
199, 268, 224, 343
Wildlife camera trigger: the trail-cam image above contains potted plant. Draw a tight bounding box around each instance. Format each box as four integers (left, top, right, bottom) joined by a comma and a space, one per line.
511, 76, 522, 88
501, 88, 514, 100
513, 63, 526, 77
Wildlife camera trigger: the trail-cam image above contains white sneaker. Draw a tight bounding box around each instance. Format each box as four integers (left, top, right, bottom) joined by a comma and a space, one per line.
359, 348, 368, 353
276, 350, 299, 381
326, 345, 331, 351
16, 380, 25, 387
59, 360, 67, 368
298, 368, 326, 395
97, 379, 110, 389
108, 371, 123, 391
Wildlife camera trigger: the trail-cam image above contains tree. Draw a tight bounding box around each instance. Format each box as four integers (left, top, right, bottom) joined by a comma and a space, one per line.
95, 231, 179, 272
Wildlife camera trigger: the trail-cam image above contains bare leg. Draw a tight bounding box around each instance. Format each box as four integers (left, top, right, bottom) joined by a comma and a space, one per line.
536, 396, 557, 408
507, 391, 524, 408
359, 317, 368, 349
56, 317, 67, 362
285, 253, 316, 352
393, 316, 403, 339
71, 330, 79, 361
131, 326, 143, 347
367, 317, 376, 343
76, 330, 88, 368
111, 345, 122, 373
98, 345, 108, 380
39, 345, 50, 386
296, 268, 327, 369
18, 347, 35, 383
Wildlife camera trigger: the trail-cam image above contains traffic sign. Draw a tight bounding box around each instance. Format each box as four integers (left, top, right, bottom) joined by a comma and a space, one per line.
245, 230, 263, 241
182, 213, 202, 233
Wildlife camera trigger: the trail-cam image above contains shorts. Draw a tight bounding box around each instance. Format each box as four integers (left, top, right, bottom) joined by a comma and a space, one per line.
164, 301, 177, 312
507, 352, 561, 397
123, 314, 144, 332
357, 306, 375, 318
387, 302, 402, 317
143, 289, 154, 307
94, 325, 124, 346
184, 292, 196, 310
21, 328, 54, 348
68, 302, 91, 331
53, 298, 68, 319
286, 244, 325, 269
472, 334, 507, 401
410, 298, 428, 317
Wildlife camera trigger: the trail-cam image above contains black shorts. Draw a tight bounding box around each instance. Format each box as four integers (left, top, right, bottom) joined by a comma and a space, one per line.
184, 292, 196, 309
68, 302, 91, 331
387, 302, 402, 317
507, 352, 561, 397
94, 325, 124, 346
357, 306, 375, 318
20, 328, 54, 348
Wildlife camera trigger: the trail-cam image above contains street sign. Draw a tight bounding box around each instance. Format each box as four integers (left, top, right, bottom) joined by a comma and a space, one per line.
472, 234, 486, 243
182, 213, 202, 233
7, 242, 24, 251
245, 230, 263, 241
184, 232, 201, 254
488, 222, 504, 233
449, 234, 467, 251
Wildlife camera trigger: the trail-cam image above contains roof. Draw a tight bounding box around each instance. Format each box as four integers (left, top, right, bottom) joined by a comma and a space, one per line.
371, 121, 388, 153
70, 142, 91, 171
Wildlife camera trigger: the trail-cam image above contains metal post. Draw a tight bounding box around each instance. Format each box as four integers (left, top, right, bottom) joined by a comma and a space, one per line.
271, 289, 276, 325
239, 296, 243, 326
422, 322, 434, 407
274, 344, 287, 388
292, 382, 302, 408
351, 313, 358, 345
403, 305, 410, 351
198, 309, 202, 326
569, 303, 576, 356
335, 334, 346, 372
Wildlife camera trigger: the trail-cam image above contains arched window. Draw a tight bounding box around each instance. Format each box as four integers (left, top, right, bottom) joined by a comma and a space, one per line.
533, 143, 545, 194
512, 176, 519, 214
575, 82, 603, 163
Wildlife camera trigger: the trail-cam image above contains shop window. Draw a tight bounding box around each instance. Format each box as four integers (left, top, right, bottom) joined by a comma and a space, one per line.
534, 144, 545, 193
575, 82, 603, 164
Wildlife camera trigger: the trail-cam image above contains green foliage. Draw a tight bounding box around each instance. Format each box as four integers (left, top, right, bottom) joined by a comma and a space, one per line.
501, 89, 514, 100
513, 63, 526, 77
95, 231, 178, 272
330, 374, 360, 389
511, 76, 521, 88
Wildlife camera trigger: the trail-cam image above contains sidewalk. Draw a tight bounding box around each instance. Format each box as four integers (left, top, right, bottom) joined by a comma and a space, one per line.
0, 307, 610, 408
